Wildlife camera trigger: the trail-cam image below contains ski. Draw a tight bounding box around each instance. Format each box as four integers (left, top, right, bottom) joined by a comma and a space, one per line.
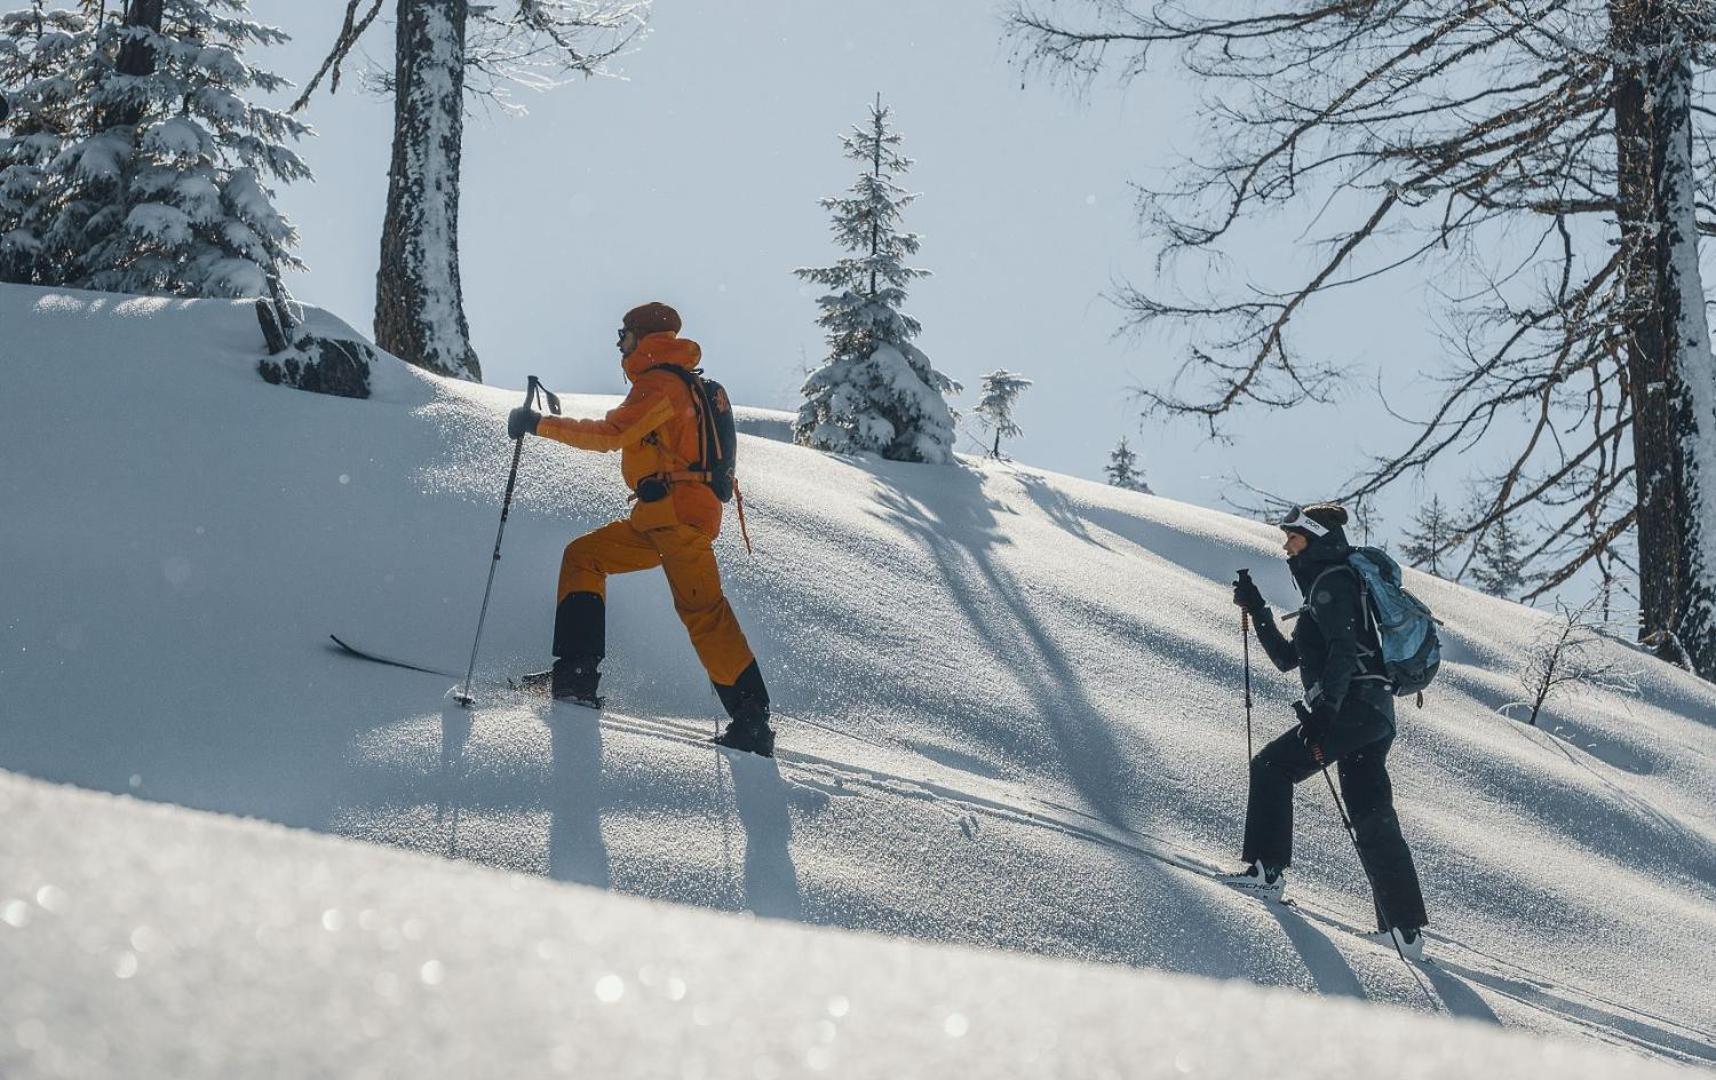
327, 634, 461, 679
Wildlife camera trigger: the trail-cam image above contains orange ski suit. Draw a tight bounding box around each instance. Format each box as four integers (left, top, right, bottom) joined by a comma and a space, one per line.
534, 332, 756, 687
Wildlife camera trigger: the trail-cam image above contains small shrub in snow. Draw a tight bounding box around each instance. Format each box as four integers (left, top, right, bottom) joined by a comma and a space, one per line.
795, 97, 959, 464
1505, 599, 1640, 728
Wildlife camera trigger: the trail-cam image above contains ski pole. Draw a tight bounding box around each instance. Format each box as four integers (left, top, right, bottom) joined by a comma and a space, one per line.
1237, 569, 1255, 764
454, 377, 560, 707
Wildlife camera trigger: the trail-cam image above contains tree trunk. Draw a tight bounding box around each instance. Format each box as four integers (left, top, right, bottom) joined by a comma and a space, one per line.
1653, 40, 1716, 676
106, 0, 162, 128
1612, 0, 1716, 676
375, 0, 481, 382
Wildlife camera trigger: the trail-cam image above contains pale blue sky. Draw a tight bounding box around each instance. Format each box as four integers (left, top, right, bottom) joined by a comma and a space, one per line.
253, 0, 1457, 539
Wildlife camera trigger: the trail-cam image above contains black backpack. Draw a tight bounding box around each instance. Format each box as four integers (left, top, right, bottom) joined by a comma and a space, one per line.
647, 364, 738, 502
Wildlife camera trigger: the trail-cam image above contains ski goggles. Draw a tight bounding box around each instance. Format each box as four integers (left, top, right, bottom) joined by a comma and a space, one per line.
1277, 505, 1330, 537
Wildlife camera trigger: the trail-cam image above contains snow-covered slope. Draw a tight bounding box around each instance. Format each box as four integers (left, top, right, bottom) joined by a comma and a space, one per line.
3, 285, 1714, 1071
1, 768, 1689, 1080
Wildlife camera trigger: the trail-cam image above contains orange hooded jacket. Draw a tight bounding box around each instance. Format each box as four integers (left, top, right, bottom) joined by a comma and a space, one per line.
535, 332, 724, 538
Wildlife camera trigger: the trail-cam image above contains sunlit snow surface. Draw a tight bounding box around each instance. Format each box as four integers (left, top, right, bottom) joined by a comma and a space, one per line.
2, 285, 1714, 1074
0, 772, 1690, 1079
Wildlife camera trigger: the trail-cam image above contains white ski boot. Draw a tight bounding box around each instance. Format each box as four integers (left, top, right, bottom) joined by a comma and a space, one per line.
1217, 861, 1286, 903
1365, 925, 1425, 961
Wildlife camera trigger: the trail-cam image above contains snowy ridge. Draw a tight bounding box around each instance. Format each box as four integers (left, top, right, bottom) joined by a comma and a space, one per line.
3, 285, 1714, 1073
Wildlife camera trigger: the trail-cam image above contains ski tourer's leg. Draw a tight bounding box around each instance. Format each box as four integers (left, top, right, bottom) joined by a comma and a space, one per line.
541, 521, 662, 703
1338, 735, 1429, 934
648, 524, 773, 756
1241, 728, 1321, 873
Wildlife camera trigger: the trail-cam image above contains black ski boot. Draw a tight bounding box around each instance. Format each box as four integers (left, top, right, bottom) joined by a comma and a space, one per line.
714, 713, 775, 757
518, 656, 602, 709
712, 661, 774, 757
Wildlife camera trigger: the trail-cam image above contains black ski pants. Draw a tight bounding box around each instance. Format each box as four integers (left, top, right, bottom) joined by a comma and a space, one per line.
1241, 721, 1429, 932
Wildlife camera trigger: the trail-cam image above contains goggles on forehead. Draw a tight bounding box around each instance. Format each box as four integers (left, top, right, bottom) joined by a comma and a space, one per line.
1278, 505, 1329, 537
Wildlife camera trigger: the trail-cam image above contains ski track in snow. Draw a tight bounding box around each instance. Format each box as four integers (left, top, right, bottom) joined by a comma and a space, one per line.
3, 285, 1715, 1072
346, 691, 1716, 1068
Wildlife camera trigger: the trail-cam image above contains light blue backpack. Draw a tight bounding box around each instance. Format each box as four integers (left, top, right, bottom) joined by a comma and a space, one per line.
1319, 547, 1442, 699
1338, 552, 1434, 693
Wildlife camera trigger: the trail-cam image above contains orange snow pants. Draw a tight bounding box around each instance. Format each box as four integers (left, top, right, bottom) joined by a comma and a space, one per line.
558, 520, 756, 686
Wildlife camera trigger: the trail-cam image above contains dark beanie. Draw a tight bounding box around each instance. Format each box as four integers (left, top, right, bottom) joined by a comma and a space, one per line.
1281, 501, 1349, 539
623, 301, 682, 337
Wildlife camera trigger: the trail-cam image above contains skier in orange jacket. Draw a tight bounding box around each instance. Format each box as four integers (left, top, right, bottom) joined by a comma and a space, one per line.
508, 302, 774, 756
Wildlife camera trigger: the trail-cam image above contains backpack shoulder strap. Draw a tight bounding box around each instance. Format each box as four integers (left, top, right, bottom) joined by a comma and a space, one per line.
1305, 563, 1359, 600
644, 364, 716, 471
1304, 562, 1382, 656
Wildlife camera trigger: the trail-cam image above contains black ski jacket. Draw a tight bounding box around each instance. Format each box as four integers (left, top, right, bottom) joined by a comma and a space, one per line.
1252, 532, 1394, 724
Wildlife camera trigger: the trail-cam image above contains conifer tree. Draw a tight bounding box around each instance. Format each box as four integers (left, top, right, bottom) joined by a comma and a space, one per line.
1401, 495, 1456, 578
1351, 496, 1382, 546
0, 0, 309, 297
795, 96, 959, 464
0, 1, 81, 283
1104, 436, 1149, 493
1473, 515, 1529, 600
974, 369, 1030, 458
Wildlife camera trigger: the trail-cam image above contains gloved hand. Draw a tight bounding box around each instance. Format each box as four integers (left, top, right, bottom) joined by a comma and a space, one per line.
507, 406, 541, 440
1292, 700, 1335, 763
1232, 573, 1266, 615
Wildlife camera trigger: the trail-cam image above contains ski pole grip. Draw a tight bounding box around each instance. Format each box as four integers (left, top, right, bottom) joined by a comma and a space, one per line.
526, 375, 562, 416
1237, 568, 1252, 582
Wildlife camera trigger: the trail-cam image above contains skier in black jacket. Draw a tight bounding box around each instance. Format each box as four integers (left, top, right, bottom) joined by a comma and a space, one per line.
1223, 502, 1430, 959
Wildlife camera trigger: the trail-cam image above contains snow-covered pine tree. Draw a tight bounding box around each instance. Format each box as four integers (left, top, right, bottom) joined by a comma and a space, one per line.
1400, 495, 1456, 578
795, 96, 959, 464
0, 0, 309, 297
1104, 435, 1149, 493
0, 1, 87, 283
1472, 515, 1528, 599
974, 369, 1030, 458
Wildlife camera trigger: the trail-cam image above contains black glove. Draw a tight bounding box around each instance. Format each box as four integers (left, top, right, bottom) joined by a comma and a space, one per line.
1292, 700, 1335, 762
507, 406, 541, 440
1232, 573, 1266, 615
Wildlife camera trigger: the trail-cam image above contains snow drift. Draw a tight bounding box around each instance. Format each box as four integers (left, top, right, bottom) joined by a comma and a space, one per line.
2, 285, 1713, 1072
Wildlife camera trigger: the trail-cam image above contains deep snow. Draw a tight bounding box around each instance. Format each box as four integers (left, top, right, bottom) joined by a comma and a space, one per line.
0, 768, 1691, 1080
2, 285, 1714, 1072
